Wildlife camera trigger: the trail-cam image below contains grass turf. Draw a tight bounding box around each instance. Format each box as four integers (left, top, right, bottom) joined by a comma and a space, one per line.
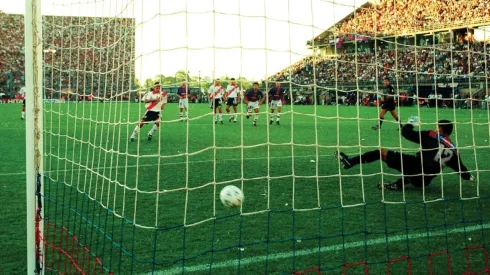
1, 102, 490, 274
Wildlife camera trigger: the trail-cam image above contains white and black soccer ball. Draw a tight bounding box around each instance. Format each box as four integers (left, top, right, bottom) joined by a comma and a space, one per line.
408, 116, 420, 126
220, 185, 244, 208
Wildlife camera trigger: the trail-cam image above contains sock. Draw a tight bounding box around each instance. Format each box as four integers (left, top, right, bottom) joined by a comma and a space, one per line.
395, 117, 402, 126
234, 114, 237, 121
276, 113, 281, 121
131, 125, 140, 138
379, 118, 384, 128
149, 124, 158, 135
22, 111, 25, 119
186, 112, 189, 118
219, 113, 223, 121
270, 114, 274, 121
254, 114, 258, 122
350, 150, 381, 166
179, 112, 183, 119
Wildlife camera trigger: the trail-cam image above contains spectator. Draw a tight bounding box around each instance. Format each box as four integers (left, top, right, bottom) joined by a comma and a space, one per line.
0, 13, 134, 99
269, 1, 490, 90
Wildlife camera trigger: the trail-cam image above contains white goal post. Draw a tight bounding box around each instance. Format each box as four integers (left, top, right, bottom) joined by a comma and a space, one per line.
25, 0, 44, 274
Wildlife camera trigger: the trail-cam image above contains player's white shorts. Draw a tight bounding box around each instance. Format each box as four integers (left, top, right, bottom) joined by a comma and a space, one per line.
247, 101, 259, 112
270, 100, 282, 109
179, 98, 188, 108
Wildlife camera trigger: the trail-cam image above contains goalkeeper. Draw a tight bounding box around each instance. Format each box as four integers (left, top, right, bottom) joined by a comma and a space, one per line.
335, 118, 475, 190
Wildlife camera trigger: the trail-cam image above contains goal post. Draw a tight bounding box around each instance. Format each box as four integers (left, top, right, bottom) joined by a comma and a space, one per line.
25, 0, 44, 274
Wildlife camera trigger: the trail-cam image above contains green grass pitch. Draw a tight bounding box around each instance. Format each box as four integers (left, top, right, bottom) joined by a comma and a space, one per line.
1, 102, 490, 274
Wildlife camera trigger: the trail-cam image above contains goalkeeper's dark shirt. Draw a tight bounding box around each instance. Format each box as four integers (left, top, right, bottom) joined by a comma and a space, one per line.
400, 124, 471, 179
383, 85, 395, 103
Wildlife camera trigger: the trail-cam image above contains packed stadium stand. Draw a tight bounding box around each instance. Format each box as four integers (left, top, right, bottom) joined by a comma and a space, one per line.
337, 0, 489, 36
271, 43, 489, 85
269, 0, 490, 106
0, 12, 135, 100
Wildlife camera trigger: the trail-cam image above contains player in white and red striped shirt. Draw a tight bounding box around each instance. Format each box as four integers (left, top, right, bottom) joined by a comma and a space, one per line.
224, 78, 240, 123
208, 79, 225, 124
130, 82, 165, 142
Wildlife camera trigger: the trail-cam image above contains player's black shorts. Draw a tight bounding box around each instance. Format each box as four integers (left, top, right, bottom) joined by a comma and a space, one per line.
385, 151, 435, 187
226, 97, 237, 106
141, 111, 160, 122
211, 98, 222, 109
381, 101, 395, 111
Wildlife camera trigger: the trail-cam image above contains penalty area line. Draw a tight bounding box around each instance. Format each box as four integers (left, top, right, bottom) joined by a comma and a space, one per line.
144, 222, 490, 275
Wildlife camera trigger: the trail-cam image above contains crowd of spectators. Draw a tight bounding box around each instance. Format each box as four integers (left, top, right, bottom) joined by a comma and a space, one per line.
0, 12, 26, 94
0, 12, 135, 100
271, 0, 490, 86
2, 0, 490, 101
271, 42, 490, 86
337, 0, 490, 36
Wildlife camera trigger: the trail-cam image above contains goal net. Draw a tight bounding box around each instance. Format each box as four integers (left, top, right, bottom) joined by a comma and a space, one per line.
23, 0, 490, 274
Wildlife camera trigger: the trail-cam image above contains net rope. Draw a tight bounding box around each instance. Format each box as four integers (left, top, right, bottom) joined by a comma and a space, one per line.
19, 0, 490, 274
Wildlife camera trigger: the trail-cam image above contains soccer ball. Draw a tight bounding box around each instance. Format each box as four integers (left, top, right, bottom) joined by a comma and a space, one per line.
408, 116, 420, 126
219, 185, 244, 208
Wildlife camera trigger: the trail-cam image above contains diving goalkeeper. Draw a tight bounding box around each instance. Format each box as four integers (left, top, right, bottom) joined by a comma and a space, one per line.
335, 118, 475, 190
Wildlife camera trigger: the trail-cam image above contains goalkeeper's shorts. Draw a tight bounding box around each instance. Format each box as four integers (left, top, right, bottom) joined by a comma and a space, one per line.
385, 151, 436, 187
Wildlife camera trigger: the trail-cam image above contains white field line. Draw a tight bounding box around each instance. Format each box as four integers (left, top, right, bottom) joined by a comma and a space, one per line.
146, 222, 490, 275
0, 153, 332, 176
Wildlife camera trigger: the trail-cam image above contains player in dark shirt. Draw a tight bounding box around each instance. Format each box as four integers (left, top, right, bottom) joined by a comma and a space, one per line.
177, 81, 191, 121
268, 82, 286, 125
21, 97, 26, 120
336, 119, 475, 190
372, 78, 402, 130
244, 82, 265, 126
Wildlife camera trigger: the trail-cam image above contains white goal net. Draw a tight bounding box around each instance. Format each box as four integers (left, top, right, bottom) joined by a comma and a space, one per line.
20, 0, 490, 274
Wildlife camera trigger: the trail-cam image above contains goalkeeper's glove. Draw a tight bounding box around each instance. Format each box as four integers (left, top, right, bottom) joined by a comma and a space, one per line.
407, 116, 420, 127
